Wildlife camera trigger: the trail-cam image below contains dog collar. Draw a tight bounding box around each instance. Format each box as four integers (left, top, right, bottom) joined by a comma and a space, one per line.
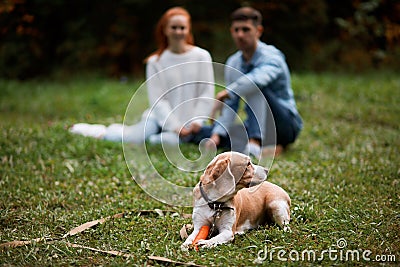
199, 182, 234, 212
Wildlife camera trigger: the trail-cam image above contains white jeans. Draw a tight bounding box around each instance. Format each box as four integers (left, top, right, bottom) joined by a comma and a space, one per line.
72, 116, 181, 145
103, 118, 180, 145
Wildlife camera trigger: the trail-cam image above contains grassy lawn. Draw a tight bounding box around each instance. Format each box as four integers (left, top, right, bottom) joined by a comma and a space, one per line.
1, 71, 399, 266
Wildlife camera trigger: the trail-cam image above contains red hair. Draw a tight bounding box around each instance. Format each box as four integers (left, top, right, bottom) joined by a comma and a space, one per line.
145, 7, 194, 62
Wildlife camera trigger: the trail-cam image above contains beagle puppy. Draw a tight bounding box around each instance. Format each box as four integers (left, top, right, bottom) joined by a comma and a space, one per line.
181, 151, 291, 250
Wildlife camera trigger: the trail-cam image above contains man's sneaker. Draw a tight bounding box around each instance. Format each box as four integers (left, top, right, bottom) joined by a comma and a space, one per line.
245, 142, 261, 158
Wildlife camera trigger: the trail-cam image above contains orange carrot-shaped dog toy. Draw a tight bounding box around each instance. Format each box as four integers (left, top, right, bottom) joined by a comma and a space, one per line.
192, 225, 210, 251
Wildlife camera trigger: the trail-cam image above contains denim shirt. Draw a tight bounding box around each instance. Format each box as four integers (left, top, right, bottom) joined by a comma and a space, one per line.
213, 41, 301, 136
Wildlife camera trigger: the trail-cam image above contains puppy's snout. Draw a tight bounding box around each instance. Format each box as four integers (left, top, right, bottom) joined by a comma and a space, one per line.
253, 164, 268, 181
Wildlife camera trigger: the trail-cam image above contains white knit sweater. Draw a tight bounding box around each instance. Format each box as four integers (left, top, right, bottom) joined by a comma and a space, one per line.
145, 47, 215, 132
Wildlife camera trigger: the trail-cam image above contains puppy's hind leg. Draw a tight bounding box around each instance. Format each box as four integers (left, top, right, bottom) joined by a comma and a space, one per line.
269, 200, 291, 232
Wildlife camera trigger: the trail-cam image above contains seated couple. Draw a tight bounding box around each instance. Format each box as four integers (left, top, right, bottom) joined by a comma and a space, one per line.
70, 7, 303, 157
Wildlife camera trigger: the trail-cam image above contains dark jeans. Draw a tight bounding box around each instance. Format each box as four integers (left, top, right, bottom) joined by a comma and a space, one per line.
261, 89, 302, 147
183, 124, 232, 150
187, 90, 302, 150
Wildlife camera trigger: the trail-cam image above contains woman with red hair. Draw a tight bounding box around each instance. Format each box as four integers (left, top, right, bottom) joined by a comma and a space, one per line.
71, 7, 215, 144
148, 6, 195, 61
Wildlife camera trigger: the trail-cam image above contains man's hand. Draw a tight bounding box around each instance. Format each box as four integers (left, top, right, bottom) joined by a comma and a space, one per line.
216, 90, 230, 101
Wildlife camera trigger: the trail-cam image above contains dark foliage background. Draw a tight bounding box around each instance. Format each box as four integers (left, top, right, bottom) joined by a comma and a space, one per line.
1, 0, 399, 79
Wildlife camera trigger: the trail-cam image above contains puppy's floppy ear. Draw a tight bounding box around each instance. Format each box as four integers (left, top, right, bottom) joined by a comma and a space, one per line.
210, 158, 229, 181
208, 158, 236, 199
229, 153, 251, 183
222, 159, 236, 195
200, 157, 229, 185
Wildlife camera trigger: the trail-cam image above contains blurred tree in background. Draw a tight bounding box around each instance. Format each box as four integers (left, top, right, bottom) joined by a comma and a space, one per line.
1, 0, 399, 79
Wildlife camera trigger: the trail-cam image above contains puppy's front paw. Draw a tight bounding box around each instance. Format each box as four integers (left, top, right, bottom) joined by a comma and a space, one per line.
196, 239, 217, 249
283, 222, 291, 232
180, 242, 191, 252
284, 226, 291, 232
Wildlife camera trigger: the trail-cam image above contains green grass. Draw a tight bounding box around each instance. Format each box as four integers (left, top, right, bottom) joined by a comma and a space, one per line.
1, 72, 399, 266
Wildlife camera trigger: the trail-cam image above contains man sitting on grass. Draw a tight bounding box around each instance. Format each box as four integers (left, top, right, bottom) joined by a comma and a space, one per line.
207, 6, 303, 157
